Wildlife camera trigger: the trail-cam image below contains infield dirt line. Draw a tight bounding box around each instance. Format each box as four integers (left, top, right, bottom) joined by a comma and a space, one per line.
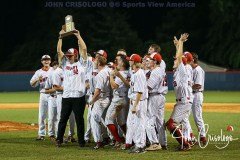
0, 103, 240, 113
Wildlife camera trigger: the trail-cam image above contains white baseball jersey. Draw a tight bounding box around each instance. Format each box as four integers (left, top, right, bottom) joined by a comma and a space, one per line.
113, 70, 129, 97
52, 67, 64, 95
129, 68, 148, 101
95, 66, 111, 97
173, 62, 189, 100
30, 67, 53, 91
185, 64, 193, 100
147, 66, 168, 95
193, 65, 205, 92
61, 57, 86, 98
45, 69, 57, 96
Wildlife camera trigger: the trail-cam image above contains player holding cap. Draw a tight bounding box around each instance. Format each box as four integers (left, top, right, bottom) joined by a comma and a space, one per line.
145, 52, 168, 151
126, 54, 148, 153
166, 33, 192, 151
89, 50, 112, 149
30, 55, 53, 140
55, 29, 87, 147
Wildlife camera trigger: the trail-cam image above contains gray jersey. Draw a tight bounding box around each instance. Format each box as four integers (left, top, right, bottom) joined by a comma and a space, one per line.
193, 65, 205, 92
30, 67, 53, 92
129, 68, 148, 100
62, 57, 86, 98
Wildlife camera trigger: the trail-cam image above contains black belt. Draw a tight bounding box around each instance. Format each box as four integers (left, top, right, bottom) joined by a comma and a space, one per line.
193, 91, 203, 93
176, 97, 190, 102
50, 95, 57, 98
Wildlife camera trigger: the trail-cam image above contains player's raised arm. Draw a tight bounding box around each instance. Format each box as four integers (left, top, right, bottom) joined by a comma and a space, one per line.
57, 30, 65, 64
174, 33, 189, 68
74, 30, 87, 61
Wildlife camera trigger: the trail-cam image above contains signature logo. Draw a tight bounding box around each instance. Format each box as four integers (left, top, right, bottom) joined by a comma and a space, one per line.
172, 124, 238, 150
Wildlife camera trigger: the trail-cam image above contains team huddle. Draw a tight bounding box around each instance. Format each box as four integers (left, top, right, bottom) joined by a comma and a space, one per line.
30, 30, 206, 153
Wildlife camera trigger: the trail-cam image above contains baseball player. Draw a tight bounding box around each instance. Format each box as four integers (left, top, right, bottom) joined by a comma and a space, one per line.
166, 33, 192, 151
145, 52, 168, 151
56, 29, 87, 147
44, 61, 59, 141
190, 52, 207, 146
89, 50, 112, 149
126, 54, 148, 153
52, 62, 77, 143
105, 54, 130, 148
83, 56, 95, 143
181, 52, 198, 145
30, 55, 53, 140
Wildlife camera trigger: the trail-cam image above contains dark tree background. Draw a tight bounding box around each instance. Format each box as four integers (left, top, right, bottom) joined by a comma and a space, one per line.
1, 0, 240, 71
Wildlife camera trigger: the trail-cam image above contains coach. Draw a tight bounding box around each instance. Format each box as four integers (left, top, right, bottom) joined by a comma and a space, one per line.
55, 29, 87, 147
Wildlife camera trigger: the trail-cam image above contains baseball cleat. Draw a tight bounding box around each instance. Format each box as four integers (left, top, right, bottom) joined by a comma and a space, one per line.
36, 136, 45, 141
67, 135, 77, 143
129, 146, 146, 154
121, 144, 132, 150
145, 144, 162, 151
113, 141, 124, 149
55, 140, 63, 148
176, 144, 191, 151
93, 142, 104, 149
161, 145, 168, 150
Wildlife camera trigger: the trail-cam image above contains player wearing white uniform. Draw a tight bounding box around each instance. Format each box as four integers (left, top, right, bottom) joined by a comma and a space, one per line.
30, 55, 53, 140
44, 61, 59, 140
56, 29, 87, 147
191, 52, 207, 145
166, 33, 192, 151
52, 65, 76, 143
105, 54, 130, 147
89, 50, 112, 149
145, 52, 168, 151
125, 54, 148, 154
181, 52, 195, 143
83, 56, 95, 143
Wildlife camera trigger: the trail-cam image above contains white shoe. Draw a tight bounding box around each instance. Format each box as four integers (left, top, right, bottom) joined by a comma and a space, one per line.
145, 144, 162, 151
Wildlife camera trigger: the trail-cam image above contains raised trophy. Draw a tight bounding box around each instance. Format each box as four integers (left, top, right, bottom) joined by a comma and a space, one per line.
60, 15, 77, 38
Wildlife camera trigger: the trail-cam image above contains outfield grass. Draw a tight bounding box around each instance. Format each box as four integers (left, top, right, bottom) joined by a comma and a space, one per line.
0, 109, 239, 160
0, 91, 240, 103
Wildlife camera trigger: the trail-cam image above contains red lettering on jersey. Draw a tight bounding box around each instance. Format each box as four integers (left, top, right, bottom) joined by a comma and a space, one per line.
65, 66, 71, 70
73, 66, 78, 75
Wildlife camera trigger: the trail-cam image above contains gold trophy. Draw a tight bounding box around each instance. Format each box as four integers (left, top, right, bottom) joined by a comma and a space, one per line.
60, 15, 77, 38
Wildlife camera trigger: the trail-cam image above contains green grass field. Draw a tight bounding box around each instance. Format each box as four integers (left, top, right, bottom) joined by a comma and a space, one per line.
0, 91, 240, 160
0, 91, 240, 103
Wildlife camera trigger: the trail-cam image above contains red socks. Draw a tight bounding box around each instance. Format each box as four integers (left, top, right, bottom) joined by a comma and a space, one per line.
107, 124, 122, 142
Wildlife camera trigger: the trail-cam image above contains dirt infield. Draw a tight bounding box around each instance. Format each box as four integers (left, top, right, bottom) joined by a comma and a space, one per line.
0, 121, 38, 132
0, 103, 240, 113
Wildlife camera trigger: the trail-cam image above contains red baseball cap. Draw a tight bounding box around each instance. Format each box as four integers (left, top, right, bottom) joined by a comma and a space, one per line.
184, 51, 193, 62
129, 54, 142, 63
95, 50, 107, 59
150, 52, 162, 62
66, 48, 78, 57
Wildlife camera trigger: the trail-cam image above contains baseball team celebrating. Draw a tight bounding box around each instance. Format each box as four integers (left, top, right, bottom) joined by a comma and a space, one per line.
30, 29, 206, 153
